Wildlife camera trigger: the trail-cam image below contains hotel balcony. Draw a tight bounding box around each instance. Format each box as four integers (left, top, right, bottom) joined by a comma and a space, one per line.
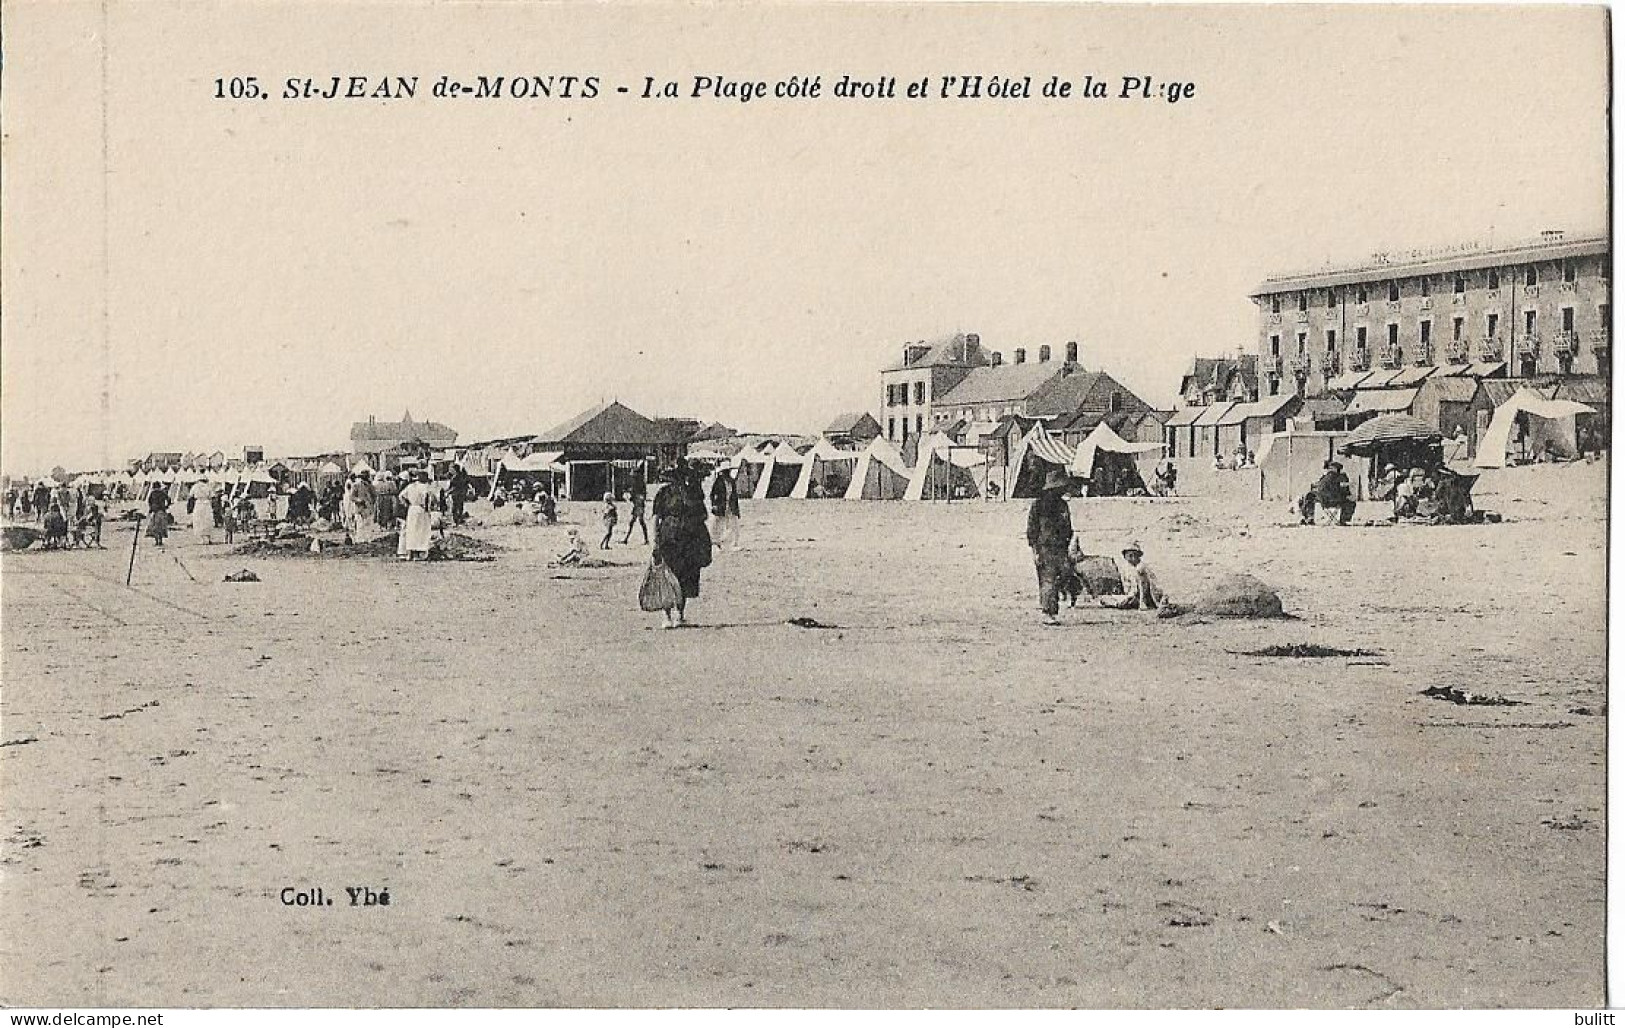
1323, 354, 1342, 376
1260, 355, 1282, 374
1349, 351, 1371, 372
1413, 342, 1433, 365
1476, 336, 1504, 362
1288, 355, 1311, 375
1552, 330, 1580, 355
1443, 339, 1469, 363
1592, 329, 1610, 355
1379, 347, 1403, 369
1516, 333, 1541, 359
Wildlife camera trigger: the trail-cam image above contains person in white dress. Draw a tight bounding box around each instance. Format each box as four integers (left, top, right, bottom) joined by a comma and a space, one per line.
189, 475, 216, 544
397, 470, 434, 560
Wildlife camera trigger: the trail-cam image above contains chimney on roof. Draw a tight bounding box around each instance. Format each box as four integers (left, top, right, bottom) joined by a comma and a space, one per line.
1014, 348, 1027, 365
1039, 344, 1051, 363
1066, 341, 1079, 364
991, 351, 1003, 367
369, 415, 376, 426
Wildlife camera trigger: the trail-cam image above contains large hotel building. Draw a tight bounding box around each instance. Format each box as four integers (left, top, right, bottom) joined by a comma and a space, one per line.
1249, 232, 1611, 397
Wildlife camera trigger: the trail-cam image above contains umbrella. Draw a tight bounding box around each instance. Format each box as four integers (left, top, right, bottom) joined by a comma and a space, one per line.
1339, 414, 1441, 456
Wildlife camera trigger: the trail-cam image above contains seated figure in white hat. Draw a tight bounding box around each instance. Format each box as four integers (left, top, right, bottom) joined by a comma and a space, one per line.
1099, 540, 1166, 610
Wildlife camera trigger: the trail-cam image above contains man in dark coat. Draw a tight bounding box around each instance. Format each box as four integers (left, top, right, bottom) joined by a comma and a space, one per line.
1313, 460, 1356, 526
448, 465, 471, 526
1027, 469, 1075, 625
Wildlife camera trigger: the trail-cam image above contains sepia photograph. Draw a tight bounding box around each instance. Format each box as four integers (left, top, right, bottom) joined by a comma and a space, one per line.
0, 0, 1612, 1012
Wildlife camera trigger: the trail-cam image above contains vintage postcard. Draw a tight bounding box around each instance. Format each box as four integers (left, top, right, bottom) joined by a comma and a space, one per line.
0, 1, 1610, 1013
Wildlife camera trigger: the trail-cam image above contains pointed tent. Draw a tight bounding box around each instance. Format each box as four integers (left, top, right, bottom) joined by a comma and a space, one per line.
905, 432, 988, 501
1002, 423, 1076, 499
1068, 422, 1164, 495
350, 458, 375, 474
843, 437, 912, 500
790, 439, 861, 498
753, 442, 808, 500
733, 442, 774, 497
1474, 389, 1596, 468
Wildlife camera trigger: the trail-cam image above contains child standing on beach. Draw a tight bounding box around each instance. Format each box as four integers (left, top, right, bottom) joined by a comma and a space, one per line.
600, 492, 618, 550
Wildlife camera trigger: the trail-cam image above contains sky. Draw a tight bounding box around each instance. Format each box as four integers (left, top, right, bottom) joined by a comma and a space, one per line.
1, 2, 1610, 475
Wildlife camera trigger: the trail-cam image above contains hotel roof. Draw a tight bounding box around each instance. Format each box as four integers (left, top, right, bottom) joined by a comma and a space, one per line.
1250, 235, 1609, 298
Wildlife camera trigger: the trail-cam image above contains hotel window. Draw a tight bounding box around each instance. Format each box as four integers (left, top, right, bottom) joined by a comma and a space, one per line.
1326, 329, 1337, 351
1488, 269, 1500, 290
1271, 296, 1281, 314
1269, 334, 1280, 356
1356, 326, 1367, 349
1420, 278, 1431, 298
913, 382, 925, 405
1563, 307, 1575, 332
1356, 285, 1368, 303
1564, 261, 1577, 283
1387, 324, 1399, 348
1524, 310, 1537, 335
1525, 266, 1538, 287
1388, 281, 1400, 302
888, 418, 896, 440
1297, 292, 1308, 312
1420, 320, 1432, 346
1326, 289, 1337, 309
916, 415, 923, 435
1454, 275, 1466, 293
1297, 332, 1306, 353
1487, 313, 1499, 338
1453, 317, 1463, 341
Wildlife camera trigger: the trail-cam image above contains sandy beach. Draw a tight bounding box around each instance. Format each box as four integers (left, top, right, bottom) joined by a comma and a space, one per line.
0, 461, 1605, 1008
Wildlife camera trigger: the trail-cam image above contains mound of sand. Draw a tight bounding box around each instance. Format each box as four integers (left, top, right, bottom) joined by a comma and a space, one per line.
234, 532, 503, 561
1073, 554, 1124, 595
2, 526, 41, 551
1186, 572, 1287, 619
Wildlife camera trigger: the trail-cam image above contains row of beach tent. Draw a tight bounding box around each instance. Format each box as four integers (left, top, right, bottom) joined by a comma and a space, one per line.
706, 421, 1165, 501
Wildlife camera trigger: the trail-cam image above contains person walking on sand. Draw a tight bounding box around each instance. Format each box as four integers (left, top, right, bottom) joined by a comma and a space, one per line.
1026, 469, 1074, 626
1098, 540, 1168, 611
397, 469, 434, 560
709, 466, 742, 550
600, 492, 619, 550
652, 460, 713, 629
622, 480, 649, 545
146, 483, 172, 547
189, 474, 217, 544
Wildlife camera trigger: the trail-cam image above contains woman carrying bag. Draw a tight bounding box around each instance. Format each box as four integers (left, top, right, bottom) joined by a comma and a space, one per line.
646, 460, 713, 629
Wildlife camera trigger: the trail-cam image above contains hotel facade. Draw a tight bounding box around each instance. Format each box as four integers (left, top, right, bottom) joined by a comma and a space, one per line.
1249, 233, 1611, 398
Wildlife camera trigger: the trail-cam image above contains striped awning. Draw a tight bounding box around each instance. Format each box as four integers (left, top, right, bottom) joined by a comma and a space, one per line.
1024, 426, 1076, 465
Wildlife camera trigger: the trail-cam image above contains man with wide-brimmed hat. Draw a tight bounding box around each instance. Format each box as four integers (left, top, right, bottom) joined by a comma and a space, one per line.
1026, 468, 1075, 625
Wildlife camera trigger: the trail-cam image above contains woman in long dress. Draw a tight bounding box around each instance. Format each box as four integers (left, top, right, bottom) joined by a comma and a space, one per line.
651, 461, 713, 628
189, 476, 216, 544
347, 471, 376, 541
396, 470, 434, 560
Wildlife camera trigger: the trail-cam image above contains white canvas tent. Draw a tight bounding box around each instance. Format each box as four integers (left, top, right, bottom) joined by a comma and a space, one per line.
752, 442, 807, 500
733, 442, 774, 497
789, 439, 861, 498
904, 432, 987, 501
1474, 388, 1596, 468
843, 437, 912, 500
1068, 423, 1163, 496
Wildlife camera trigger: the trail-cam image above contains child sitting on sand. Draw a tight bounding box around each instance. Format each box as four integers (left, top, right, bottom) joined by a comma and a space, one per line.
553, 528, 589, 567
